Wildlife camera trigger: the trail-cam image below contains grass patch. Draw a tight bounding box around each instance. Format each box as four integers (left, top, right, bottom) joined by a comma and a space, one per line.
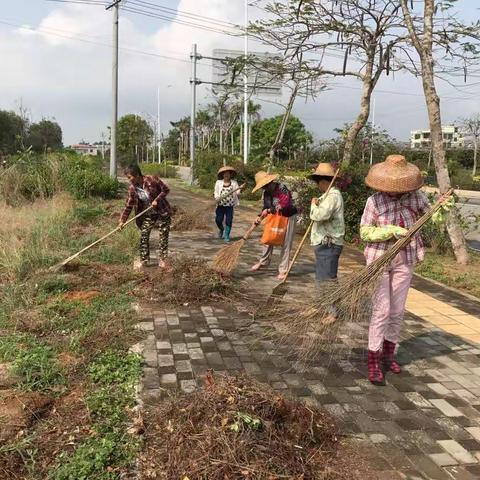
0, 194, 143, 479
416, 251, 480, 298
52, 351, 142, 479
0, 333, 63, 391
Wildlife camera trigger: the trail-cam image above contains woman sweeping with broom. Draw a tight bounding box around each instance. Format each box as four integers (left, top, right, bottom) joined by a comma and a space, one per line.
214, 166, 242, 242
250, 171, 298, 281
119, 164, 172, 270
360, 155, 451, 386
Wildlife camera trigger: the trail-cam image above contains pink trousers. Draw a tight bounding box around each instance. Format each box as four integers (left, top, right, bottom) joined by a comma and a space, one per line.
368, 251, 414, 352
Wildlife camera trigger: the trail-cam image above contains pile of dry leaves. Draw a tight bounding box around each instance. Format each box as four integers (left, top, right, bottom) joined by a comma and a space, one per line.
136, 256, 244, 306
139, 373, 370, 480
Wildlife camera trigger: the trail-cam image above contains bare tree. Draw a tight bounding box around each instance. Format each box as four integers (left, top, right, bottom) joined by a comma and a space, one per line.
460, 114, 480, 176
399, 0, 480, 264
250, 0, 406, 165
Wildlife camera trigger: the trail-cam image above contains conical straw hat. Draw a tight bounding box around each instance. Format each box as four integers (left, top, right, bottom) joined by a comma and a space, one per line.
308, 163, 338, 181
366, 155, 423, 193
252, 171, 279, 193
217, 165, 236, 179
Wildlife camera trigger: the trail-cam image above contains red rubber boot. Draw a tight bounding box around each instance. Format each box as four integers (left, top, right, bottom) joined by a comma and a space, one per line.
382, 339, 401, 374
368, 350, 385, 386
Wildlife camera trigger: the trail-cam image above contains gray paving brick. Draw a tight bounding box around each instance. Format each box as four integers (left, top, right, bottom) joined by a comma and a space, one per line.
157, 354, 174, 368
430, 399, 464, 417
180, 379, 197, 393
437, 439, 478, 464
429, 452, 458, 467
159, 373, 177, 386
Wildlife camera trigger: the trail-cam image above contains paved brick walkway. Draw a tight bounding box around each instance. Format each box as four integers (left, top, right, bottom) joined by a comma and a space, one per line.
137, 182, 480, 480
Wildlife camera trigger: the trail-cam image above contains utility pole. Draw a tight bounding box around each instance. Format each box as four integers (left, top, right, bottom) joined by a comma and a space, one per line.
106, 0, 121, 178
101, 131, 105, 160
190, 43, 199, 185
157, 86, 161, 164
243, 0, 248, 165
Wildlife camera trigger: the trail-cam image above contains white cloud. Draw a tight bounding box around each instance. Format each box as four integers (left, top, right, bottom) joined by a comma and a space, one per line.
0, 1, 478, 146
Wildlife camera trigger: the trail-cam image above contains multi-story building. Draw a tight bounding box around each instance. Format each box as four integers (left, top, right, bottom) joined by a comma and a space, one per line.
410, 125, 464, 149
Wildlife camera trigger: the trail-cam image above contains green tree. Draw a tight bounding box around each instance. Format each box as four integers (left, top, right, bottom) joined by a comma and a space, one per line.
117, 114, 153, 164
250, 115, 313, 163
27, 119, 63, 153
0, 110, 27, 154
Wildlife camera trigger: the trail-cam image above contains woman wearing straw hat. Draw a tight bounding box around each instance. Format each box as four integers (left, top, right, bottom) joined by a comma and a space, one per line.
250, 171, 298, 280
360, 154, 432, 386
308, 163, 345, 284
214, 166, 241, 242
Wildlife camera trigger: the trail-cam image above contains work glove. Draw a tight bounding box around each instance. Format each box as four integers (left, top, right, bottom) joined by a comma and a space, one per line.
432, 196, 455, 224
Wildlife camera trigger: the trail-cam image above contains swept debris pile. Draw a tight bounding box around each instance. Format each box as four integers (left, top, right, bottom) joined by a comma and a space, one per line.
171, 206, 211, 232
139, 374, 370, 480
137, 256, 244, 306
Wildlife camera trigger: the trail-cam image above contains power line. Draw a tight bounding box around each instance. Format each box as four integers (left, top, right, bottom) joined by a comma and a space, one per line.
129, 0, 237, 28
0, 18, 206, 65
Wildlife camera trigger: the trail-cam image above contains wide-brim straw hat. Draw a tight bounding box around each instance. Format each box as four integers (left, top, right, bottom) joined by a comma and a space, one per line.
366, 154, 423, 193
308, 163, 338, 181
252, 171, 279, 193
217, 165, 236, 179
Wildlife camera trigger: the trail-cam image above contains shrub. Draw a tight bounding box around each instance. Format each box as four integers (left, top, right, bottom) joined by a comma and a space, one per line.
138, 162, 177, 178
0, 152, 119, 204
61, 161, 119, 200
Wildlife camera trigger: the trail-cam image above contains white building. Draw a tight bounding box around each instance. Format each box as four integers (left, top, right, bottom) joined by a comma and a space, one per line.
71, 143, 108, 156
410, 125, 464, 149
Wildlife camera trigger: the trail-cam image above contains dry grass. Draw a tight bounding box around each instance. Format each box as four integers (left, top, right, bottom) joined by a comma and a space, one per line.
139, 373, 371, 480
171, 206, 211, 232
0, 194, 74, 281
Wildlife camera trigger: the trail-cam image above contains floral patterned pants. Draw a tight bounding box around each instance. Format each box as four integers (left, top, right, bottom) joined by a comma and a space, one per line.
139, 214, 171, 262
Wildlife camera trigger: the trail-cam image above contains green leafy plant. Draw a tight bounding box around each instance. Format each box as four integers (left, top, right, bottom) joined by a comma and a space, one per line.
0, 334, 63, 391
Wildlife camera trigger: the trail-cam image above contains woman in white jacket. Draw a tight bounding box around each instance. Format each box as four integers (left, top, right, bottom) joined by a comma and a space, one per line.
214, 166, 241, 242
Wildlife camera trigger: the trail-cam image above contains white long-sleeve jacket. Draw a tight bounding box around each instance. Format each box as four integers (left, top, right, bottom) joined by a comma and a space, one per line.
214, 179, 240, 207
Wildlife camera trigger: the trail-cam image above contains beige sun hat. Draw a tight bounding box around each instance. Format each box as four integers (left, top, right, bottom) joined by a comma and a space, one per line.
308, 163, 338, 181
366, 154, 423, 193
217, 165, 236, 179
252, 171, 279, 193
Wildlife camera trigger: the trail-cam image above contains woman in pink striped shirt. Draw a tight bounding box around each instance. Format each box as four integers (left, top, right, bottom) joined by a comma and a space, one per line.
360, 155, 430, 386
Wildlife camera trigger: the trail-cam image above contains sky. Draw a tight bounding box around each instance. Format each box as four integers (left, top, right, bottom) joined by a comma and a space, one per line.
1, 0, 480, 146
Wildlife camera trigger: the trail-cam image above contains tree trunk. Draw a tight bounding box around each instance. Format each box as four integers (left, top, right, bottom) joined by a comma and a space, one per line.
473, 139, 478, 176
342, 60, 375, 166
268, 84, 298, 164
421, 52, 469, 264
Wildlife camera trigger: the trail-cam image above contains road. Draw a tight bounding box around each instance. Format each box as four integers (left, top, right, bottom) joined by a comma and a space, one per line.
458, 200, 480, 251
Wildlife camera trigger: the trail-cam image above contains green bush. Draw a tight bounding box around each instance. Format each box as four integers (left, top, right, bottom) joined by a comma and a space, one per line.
61, 163, 119, 200
138, 162, 177, 178
0, 152, 119, 204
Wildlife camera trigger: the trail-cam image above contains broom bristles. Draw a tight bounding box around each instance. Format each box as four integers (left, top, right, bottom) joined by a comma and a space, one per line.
213, 239, 245, 274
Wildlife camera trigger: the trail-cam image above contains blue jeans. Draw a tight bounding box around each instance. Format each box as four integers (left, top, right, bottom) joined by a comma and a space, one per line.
215, 206, 234, 231
314, 244, 343, 283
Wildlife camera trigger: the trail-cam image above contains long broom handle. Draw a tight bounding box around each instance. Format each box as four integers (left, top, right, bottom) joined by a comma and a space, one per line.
214, 183, 245, 205
54, 205, 155, 268
242, 218, 261, 241
281, 168, 341, 281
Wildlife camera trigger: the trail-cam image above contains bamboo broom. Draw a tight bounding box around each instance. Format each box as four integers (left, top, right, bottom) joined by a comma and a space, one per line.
212, 217, 261, 274
269, 189, 454, 363
51, 205, 155, 270
271, 168, 341, 297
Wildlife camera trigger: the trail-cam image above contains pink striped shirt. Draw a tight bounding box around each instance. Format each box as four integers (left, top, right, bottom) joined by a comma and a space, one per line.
360, 191, 430, 265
